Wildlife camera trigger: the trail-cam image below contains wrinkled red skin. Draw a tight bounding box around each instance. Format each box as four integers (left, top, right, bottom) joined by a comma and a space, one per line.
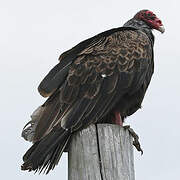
134, 10, 163, 30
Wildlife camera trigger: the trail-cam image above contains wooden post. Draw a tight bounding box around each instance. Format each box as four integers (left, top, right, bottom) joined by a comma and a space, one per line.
68, 124, 135, 180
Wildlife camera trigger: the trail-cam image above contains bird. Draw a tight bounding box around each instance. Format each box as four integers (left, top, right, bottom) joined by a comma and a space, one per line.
21, 9, 164, 174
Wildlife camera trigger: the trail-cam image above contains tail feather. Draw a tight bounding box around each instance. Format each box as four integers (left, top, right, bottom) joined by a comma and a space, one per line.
21, 127, 71, 174
41, 133, 71, 174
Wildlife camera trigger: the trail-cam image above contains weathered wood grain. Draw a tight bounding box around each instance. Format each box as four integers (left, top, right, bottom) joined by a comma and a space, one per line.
68, 124, 135, 180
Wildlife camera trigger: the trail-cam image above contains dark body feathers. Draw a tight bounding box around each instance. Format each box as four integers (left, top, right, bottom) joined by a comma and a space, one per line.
22, 23, 154, 173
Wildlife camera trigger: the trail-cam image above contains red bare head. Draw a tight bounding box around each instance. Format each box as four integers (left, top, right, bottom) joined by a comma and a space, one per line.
134, 10, 165, 33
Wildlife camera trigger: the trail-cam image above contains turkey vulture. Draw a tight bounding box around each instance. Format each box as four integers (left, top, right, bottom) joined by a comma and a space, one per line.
21, 9, 164, 173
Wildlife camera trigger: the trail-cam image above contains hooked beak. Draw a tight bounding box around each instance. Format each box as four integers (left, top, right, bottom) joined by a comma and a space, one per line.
158, 26, 165, 33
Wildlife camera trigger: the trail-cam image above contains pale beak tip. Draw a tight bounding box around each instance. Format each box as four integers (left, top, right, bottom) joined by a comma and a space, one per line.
158, 26, 165, 33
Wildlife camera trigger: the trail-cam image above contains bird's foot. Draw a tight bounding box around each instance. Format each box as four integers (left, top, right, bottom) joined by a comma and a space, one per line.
123, 125, 143, 155
111, 112, 142, 153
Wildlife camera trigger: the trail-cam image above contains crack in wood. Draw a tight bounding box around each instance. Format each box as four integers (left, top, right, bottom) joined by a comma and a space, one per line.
68, 124, 135, 180
95, 124, 104, 180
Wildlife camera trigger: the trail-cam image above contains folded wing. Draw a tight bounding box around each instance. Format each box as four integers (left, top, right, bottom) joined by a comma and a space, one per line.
34, 29, 153, 142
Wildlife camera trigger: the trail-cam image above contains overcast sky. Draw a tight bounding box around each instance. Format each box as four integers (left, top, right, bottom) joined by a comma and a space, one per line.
0, 0, 179, 179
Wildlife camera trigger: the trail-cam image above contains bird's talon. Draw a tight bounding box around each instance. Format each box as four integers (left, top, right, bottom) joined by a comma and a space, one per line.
123, 125, 143, 154
123, 125, 130, 129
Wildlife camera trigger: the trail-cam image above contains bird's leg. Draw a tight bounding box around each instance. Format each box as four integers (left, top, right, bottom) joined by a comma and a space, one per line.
124, 125, 143, 155
112, 111, 143, 154
112, 111, 123, 126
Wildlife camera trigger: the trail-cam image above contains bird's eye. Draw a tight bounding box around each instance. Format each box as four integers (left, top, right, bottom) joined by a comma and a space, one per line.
150, 16, 156, 20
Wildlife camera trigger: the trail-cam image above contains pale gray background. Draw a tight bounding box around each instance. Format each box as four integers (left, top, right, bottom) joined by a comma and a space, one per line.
0, 0, 179, 179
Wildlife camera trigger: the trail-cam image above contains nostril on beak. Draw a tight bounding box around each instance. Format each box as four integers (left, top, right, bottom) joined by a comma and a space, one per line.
156, 20, 162, 25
